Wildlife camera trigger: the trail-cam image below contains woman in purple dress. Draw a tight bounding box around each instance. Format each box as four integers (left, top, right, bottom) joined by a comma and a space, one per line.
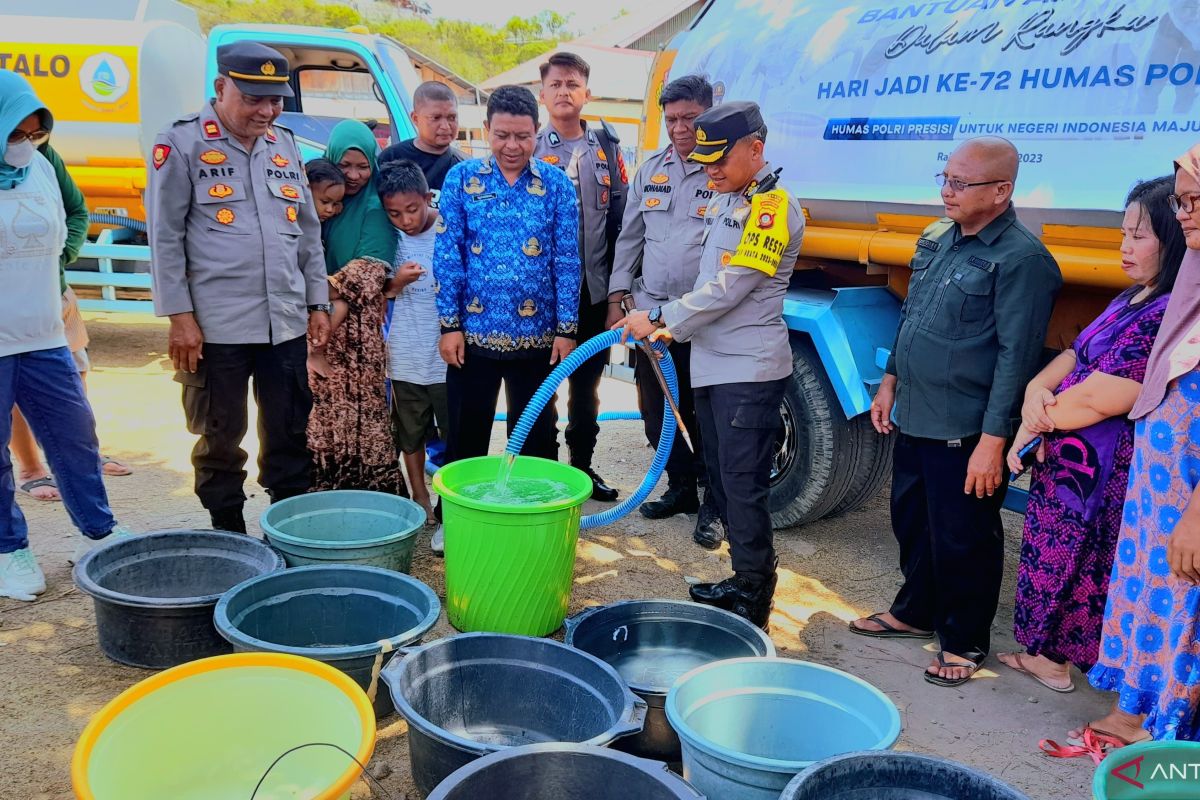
998, 177, 1185, 695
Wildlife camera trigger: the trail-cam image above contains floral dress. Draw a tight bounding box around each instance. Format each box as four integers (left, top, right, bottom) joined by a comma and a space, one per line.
1015, 290, 1168, 669
1089, 367, 1200, 741
307, 257, 407, 496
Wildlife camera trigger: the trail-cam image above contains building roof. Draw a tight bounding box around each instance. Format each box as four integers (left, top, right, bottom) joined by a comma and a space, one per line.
577, 1, 703, 49
392, 40, 490, 102
481, 41, 653, 102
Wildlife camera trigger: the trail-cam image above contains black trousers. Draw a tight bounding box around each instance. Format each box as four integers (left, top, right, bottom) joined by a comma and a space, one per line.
694, 378, 787, 581
179, 336, 312, 512
445, 353, 558, 462
565, 288, 608, 469
888, 433, 1008, 657
635, 341, 704, 490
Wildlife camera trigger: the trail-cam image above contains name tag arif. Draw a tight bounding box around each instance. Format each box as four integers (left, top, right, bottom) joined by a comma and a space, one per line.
472, 193, 497, 202
916, 238, 940, 252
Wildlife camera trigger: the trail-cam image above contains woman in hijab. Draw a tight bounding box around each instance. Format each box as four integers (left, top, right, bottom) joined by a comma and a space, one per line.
306, 121, 404, 495
0, 70, 128, 601
1069, 143, 1200, 747
322, 119, 396, 273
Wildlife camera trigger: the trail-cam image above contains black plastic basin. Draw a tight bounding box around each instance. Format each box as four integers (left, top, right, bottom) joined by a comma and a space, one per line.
427, 743, 704, 799
564, 599, 775, 763
782, 751, 1031, 799
73, 530, 284, 669
382, 632, 647, 797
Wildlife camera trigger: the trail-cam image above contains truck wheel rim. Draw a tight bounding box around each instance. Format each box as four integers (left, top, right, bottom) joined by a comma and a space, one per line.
771, 399, 796, 486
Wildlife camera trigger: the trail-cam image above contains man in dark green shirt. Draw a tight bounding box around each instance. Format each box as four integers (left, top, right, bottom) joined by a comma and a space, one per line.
850, 137, 1062, 688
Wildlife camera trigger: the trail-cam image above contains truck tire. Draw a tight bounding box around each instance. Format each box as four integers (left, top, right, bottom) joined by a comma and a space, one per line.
828, 413, 894, 516
769, 340, 854, 528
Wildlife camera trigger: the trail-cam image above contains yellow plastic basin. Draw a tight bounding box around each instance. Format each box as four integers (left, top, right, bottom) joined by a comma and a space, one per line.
72, 653, 376, 800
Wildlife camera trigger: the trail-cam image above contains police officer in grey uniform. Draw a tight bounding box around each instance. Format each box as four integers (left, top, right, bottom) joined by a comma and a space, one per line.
617, 102, 804, 629
148, 43, 330, 534
535, 51, 627, 501
608, 75, 721, 541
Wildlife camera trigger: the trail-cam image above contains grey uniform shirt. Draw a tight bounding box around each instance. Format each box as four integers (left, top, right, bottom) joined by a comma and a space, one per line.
534, 123, 616, 303
148, 102, 328, 345
662, 163, 805, 387
609, 144, 713, 309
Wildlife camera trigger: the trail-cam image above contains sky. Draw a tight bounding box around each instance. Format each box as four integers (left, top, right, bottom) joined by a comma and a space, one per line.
424, 0, 621, 34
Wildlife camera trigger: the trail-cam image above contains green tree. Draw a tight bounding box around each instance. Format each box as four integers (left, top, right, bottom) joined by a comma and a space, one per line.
180, 0, 579, 83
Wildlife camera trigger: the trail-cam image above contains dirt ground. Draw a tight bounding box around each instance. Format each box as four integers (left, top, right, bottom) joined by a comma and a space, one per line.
0, 315, 1111, 800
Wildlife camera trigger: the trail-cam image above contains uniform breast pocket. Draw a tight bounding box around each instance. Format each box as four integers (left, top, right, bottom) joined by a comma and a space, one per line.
935, 264, 995, 338
901, 251, 933, 312
642, 191, 674, 241
709, 220, 743, 267
196, 179, 252, 234
594, 168, 612, 210
268, 180, 306, 236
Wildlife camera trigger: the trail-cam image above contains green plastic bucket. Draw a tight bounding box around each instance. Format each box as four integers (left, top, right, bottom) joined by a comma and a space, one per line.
434, 455, 592, 636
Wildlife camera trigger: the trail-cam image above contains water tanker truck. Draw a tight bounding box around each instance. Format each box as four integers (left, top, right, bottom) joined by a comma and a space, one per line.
643, 0, 1200, 528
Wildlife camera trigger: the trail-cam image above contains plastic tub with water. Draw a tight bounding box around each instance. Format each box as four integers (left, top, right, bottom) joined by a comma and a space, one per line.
666, 657, 901, 800
72, 529, 285, 669
564, 599, 775, 764
260, 490, 425, 573
214, 564, 440, 718
382, 632, 647, 797
433, 455, 592, 635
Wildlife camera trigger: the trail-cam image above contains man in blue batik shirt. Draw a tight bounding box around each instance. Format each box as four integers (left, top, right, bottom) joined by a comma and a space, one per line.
435, 85, 581, 462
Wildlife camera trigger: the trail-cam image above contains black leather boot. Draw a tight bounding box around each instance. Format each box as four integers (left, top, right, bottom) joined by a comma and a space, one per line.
209, 506, 247, 535
692, 495, 725, 549
639, 484, 700, 519
689, 572, 778, 630
580, 468, 619, 502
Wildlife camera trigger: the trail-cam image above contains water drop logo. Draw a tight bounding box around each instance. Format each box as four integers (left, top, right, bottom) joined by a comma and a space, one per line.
80, 53, 131, 105
92, 61, 117, 97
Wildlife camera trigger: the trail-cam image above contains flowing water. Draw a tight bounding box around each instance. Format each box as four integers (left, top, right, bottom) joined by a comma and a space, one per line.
458, 477, 574, 505
494, 452, 517, 492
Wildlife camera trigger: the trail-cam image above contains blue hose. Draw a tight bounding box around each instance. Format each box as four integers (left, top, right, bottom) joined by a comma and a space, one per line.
493, 410, 643, 423
89, 213, 148, 234
505, 329, 677, 530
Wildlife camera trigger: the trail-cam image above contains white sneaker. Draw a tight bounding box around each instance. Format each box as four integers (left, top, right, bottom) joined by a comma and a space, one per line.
0, 547, 46, 601
70, 524, 133, 565
431, 525, 445, 557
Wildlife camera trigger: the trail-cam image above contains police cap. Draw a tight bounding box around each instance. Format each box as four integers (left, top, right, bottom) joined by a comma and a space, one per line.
688, 101, 764, 164
216, 42, 294, 98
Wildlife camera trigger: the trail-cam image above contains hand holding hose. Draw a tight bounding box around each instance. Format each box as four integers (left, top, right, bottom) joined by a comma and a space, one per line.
612, 309, 668, 347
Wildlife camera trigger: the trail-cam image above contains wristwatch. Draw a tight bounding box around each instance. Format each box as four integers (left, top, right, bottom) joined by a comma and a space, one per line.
308, 303, 332, 314
648, 306, 666, 329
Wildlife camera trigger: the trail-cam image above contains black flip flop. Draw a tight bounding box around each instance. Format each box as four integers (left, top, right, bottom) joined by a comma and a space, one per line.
924, 649, 986, 687
18, 475, 59, 502
849, 613, 935, 640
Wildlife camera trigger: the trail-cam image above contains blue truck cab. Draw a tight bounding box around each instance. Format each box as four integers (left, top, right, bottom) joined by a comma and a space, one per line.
206, 25, 419, 158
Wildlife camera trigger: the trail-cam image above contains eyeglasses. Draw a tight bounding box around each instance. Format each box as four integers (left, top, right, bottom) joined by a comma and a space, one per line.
935, 174, 1006, 192
7, 129, 50, 146
1168, 192, 1200, 214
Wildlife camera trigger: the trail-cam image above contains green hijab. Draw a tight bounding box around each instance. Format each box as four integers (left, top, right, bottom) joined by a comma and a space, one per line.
322, 120, 396, 275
